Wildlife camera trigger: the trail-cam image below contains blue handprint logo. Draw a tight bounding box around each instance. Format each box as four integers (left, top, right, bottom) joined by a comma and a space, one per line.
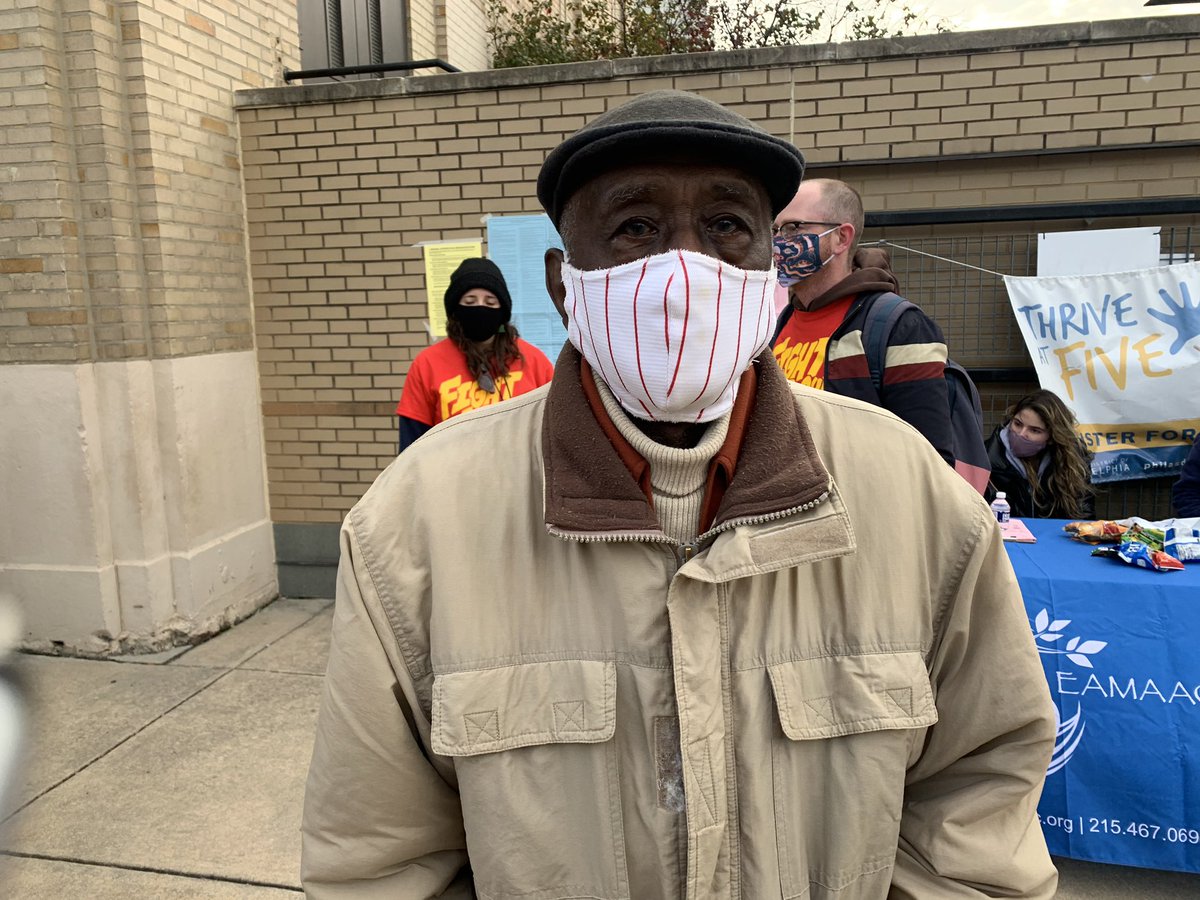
1148, 281, 1200, 355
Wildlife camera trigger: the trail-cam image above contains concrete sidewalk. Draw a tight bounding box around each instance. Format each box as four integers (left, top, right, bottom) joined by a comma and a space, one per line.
0, 596, 329, 897
1, 595, 1198, 898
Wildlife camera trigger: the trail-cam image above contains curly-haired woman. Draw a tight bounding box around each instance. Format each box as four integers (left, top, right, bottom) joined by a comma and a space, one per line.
985, 389, 1095, 519
396, 258, 554, 452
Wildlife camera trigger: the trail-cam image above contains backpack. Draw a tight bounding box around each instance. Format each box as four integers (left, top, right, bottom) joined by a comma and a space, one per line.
861, 292, 991, 495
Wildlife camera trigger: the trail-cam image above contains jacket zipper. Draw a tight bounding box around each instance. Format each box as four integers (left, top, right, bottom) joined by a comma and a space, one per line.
695, 489, 830, 543
546, 489, 831, 554
546, 526, 698, 575
671, 540, 700, 572
545, 526, 673, 544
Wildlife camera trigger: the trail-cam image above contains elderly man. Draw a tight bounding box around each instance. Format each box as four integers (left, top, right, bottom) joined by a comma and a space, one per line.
771, 179, 955, 465
301, 90, 1057, 900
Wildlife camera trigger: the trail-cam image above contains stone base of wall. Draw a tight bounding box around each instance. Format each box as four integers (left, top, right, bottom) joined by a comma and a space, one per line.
274, 522, 340, 600
0, 351, 278, 655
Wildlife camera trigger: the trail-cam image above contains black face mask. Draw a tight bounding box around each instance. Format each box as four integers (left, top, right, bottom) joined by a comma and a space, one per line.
454, 305, 507, 342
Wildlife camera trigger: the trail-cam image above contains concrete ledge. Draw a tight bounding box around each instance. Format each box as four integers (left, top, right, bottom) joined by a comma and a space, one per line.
273, 523, 340, 565
234, 17, 1200, 109
273, 523, 340, 600
277, 564, 337, 600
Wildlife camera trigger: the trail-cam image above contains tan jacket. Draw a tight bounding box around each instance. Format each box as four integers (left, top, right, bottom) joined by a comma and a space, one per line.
302, 350, 1057, 900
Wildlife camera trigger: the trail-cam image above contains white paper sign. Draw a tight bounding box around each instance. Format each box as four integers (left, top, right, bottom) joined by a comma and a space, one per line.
1037, 227, 1160, 277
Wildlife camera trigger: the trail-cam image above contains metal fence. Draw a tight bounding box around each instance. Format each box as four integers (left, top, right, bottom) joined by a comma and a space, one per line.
859, 219, 1198, 520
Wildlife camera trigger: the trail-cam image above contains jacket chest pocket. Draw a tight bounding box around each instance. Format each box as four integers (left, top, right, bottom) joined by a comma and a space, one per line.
432, 659, 629, 900
767, 652, 937, 900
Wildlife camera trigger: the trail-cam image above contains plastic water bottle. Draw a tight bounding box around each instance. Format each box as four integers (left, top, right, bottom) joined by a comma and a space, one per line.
991, 491, 1011, 523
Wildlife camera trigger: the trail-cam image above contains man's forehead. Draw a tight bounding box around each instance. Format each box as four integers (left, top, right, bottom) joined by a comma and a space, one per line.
578, 162, 770, 208
774, 182, 824, 223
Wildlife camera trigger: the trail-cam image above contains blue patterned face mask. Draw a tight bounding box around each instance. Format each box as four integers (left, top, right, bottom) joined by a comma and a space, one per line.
773, 227, 836, 287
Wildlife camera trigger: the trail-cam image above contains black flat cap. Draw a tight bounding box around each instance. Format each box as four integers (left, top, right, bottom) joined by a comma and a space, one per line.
537, 89, 805, 226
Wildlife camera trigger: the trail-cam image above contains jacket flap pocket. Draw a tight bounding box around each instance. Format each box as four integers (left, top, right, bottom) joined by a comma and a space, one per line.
768, 651, 937, 740
431, 659, 616, 757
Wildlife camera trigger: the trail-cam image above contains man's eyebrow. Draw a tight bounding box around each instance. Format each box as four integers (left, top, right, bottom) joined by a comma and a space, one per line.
709, 180, 756, 199
602, 183, 655, 206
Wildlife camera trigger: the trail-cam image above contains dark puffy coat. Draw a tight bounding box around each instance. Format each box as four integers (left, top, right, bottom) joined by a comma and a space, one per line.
1173, 440, 1200, 517
773, 254, 953, 467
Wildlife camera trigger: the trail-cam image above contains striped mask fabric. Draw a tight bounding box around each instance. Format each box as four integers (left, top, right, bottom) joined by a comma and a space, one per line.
562, 250, 776, 423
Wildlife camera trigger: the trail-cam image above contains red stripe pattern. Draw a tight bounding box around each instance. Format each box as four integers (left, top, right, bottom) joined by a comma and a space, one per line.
559, 250, 776, 423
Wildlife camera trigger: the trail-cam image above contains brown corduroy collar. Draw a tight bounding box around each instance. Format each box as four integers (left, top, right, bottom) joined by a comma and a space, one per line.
542, 345, 829, 539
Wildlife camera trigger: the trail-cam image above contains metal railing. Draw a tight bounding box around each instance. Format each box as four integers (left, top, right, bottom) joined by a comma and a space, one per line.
284, 59, 462, 82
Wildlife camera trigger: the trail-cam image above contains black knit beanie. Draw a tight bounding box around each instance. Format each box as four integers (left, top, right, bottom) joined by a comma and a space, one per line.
537, 89, 806, 226
443, 258, 512, 321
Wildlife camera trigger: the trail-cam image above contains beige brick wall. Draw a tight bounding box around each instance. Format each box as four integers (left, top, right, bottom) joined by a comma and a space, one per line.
402, 0, 489, 73
831, 144, 1200, 212
408, 0, 438, 64
235, 19, 1200, 524
1, 0, 94, 364
0, 0, 298, 364
443, 0, 489, 71
123, 0, 299, 358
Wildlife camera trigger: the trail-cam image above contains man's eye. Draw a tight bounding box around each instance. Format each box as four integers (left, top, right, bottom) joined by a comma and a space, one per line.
710, 216, 746, 235
616, 219, 654, 238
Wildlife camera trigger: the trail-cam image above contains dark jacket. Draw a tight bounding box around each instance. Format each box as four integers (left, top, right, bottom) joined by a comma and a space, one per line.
985, 426, 1095, 519
773, 251, 953, 466
1173, 440, 1200, 517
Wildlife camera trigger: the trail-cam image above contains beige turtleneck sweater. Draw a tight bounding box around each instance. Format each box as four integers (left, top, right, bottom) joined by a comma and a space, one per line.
593, 377, 730, 544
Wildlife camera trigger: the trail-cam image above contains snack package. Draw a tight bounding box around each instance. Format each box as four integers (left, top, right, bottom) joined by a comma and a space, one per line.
1165, 526, 1200, 563
1064, 520, 1129, 544
1117, 541, 1185, 572
1125, 523, 1166, 551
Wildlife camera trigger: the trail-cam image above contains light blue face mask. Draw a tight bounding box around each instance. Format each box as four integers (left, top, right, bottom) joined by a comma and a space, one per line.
773, 227, 836, 287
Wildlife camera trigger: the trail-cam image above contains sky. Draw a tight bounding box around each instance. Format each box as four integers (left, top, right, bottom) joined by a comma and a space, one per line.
931, 0, 1197, 32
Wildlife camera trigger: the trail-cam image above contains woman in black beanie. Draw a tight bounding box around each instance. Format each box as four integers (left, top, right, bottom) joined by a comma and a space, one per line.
395, 258, 554, 452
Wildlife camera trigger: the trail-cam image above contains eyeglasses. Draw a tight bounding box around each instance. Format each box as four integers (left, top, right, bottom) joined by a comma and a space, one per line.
771, 221, 842, 241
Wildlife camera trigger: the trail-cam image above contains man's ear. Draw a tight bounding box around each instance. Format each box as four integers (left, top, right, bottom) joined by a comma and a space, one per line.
834, 222, 856, 256
544, 248, 568, 328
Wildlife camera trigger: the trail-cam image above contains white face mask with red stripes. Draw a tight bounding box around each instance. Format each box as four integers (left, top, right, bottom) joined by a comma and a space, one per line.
561, 249, 777, 424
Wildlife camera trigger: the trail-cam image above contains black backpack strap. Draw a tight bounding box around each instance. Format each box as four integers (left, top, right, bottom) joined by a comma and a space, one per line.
771, 302, 794, 346
860, 291, 915, 392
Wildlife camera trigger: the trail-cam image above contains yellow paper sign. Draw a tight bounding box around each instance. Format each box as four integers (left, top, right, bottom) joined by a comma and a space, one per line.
423, 241, 483, 337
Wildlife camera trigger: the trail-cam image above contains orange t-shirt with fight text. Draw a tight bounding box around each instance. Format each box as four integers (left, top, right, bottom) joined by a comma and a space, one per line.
396, 338, 555, 427
771, 296, 854, 390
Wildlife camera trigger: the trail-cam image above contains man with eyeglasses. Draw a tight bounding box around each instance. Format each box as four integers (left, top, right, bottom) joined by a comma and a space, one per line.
771, 179, 954, 466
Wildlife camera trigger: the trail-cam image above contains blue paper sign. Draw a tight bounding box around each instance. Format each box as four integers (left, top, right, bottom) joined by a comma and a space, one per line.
486, 214, 567, 364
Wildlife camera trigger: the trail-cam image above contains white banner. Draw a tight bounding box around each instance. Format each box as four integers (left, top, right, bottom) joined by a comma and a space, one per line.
1004, 261, 1200, 483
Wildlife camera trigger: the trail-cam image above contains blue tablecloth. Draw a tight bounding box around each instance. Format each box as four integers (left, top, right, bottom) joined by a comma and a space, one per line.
1005, 517, 1200, 873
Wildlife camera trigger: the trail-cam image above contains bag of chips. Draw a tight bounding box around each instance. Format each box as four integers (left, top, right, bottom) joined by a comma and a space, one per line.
1064, 520, 1129, 544
1117, 541, 1185, 572
1165, 526, 1200, 563
1125, 524, 1166, 551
